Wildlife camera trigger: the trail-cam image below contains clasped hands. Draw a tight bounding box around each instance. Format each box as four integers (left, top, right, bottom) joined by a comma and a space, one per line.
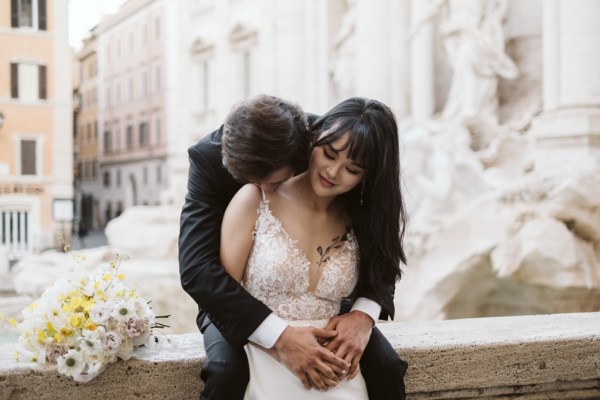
272, 311, 373, 391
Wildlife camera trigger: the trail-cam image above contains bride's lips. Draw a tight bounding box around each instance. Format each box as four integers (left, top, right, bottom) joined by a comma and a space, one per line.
319, 175, 334, 188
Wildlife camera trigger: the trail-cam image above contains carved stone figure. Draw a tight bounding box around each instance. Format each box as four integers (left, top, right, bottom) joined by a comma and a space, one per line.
330, 0, 357, 100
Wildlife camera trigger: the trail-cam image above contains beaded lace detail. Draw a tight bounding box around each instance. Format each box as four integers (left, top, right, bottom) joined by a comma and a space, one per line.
242, 198, 359, 321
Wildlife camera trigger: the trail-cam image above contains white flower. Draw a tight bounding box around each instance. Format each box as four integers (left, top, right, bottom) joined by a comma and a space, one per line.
116, 338, 134, 361
78, 329, 102, 355
47, 343, 70, 363
89, 302, 112, 324
57, 350, 85, 378
111, 300, 136, 321
101, 331, 122, 354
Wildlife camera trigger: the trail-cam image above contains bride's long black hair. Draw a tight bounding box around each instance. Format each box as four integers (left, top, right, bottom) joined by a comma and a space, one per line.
311, 97, 407, 310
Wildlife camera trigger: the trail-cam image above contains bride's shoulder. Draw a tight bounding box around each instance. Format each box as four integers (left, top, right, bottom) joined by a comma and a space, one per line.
229, 183, 263, 212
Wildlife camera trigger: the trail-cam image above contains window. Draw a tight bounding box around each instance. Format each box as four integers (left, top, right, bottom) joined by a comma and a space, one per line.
87, 123, 92, 143
194, 60, 211, 113
141, 69, 148, 96
103, 130, 111, 154
20, 139, 37, 175
139, 122, 148, 146
143, 167, 148, 185
243, 51, 251, 98
94, 121, 98, 142
154, 64, 161, 91
92, 160, 97, 179
103, 171, 110, 187
116, 169, 121, 187
126, 125, 134, 149
114, 125, 121, 151
105, 202, 112, 223
10, 63, 47, 101
154, 115, 161, 144
11, 0, 46, 31
156, 165, 162, 184
128, 75, 134, 101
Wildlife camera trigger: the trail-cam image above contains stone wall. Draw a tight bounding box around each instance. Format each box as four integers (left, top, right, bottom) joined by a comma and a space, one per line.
1, 312, 599, 399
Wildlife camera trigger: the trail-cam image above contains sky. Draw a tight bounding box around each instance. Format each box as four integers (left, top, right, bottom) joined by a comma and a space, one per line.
69, 0, 126, 49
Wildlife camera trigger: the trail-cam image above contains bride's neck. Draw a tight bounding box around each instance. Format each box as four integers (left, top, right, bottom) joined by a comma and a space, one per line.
283, 172, 337, 211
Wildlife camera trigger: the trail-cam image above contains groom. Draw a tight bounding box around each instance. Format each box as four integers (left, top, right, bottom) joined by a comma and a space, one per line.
179, 94, 407, 399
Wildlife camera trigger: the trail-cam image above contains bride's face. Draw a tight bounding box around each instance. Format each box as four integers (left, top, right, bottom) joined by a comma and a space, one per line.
308, 132, 367, 198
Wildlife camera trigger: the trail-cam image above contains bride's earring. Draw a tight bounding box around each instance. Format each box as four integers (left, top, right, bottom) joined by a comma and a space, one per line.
360, 180, 365, 206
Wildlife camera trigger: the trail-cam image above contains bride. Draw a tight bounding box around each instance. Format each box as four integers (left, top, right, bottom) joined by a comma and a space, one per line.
220, 97, 406, 399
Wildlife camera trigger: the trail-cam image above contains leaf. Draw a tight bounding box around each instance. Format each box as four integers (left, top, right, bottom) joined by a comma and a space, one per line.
323, 256, 330, 263
317, 246, 323, 256
332, 236, 340, 242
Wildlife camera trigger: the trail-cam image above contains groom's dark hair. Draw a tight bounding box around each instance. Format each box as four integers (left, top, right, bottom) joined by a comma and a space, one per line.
222, 94, 310, 183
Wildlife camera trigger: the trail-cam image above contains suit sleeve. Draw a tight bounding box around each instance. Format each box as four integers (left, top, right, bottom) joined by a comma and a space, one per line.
178, 146, 272, 347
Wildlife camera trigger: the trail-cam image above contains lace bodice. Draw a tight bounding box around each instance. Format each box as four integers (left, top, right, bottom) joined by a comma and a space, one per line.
242, 197, 359, 321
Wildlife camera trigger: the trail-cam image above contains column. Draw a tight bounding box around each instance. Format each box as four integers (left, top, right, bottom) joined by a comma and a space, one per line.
530, 0, 600, 173
409, 0, 435, 120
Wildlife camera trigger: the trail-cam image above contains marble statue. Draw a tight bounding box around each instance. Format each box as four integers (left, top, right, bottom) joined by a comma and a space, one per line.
330, 0, 357, 100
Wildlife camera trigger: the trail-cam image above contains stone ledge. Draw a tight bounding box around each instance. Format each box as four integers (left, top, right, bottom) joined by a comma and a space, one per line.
1, 312, 599, 399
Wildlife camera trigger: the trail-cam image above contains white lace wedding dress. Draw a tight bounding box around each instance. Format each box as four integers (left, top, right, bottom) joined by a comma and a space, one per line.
242, 194, 369, 399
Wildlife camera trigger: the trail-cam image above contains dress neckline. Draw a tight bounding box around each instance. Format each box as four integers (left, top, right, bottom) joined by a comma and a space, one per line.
258, 198, 355, 293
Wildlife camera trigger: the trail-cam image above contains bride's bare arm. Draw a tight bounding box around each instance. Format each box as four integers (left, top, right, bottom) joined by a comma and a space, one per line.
220, 184, 262, 282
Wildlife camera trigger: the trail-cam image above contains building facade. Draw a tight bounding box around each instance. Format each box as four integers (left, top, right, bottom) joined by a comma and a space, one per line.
96, 0, 169, 225
0, 0, 72, 259
73, 27, 102, 233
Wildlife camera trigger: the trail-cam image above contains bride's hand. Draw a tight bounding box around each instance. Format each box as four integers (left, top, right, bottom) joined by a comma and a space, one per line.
273, 326, 350, 391
324, 311, 373, 380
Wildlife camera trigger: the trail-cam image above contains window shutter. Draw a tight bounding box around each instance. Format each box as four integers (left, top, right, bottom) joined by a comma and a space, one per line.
38, 0, 47, 30
21, 140, 37, 175
11, 63, 19, 98
39, 65, 47, 99
11, 0, 19, 28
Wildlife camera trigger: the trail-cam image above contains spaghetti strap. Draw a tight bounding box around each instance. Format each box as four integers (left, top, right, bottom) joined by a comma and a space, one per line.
254, 183, 267, 202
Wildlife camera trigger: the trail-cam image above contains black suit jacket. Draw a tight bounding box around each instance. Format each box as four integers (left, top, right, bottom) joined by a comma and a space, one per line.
179, 127, 272, 348
179, 124, 395, 348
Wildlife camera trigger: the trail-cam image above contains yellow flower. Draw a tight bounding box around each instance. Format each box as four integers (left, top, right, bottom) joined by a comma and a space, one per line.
37, 330, 47, 343
60, 327, 73, 337
63, 243, 71, 252
0, 312, 5, 321
103, 273, 112, 281
9, 318, 17, 328
27, 302, 38, 311
14, 351, 20, 361
70, 315, 83, 328
110, 261, 117, 269
117, 274, 125, 281
85, 320, 97, 331
46, 322, 56, 335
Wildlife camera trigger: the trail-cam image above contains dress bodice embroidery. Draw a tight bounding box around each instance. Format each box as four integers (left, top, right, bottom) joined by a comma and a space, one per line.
242, 197, 359, 321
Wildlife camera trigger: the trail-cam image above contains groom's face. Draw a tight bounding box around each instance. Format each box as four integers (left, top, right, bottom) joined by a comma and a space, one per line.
257, 165, 294, 193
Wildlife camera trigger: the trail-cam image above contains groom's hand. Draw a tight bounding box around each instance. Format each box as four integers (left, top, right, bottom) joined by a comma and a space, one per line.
324, 311, 373, 380
273, 326, 350, 391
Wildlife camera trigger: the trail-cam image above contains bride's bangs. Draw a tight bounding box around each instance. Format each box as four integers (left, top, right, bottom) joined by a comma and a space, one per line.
317, 120, 370, 169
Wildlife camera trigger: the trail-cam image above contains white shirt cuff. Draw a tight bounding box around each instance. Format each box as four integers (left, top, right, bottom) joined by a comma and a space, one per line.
248, 313, 288, 349
351, 297, 381, 325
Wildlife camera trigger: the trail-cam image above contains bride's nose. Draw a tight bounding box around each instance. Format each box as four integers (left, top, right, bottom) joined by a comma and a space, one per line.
326, 161, 342, 178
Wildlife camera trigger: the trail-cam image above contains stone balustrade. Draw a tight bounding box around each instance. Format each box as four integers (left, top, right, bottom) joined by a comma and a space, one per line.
1, 312, 599, 399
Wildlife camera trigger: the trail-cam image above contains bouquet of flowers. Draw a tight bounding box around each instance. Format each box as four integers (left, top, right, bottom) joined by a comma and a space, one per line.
13, 244, 169, 382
